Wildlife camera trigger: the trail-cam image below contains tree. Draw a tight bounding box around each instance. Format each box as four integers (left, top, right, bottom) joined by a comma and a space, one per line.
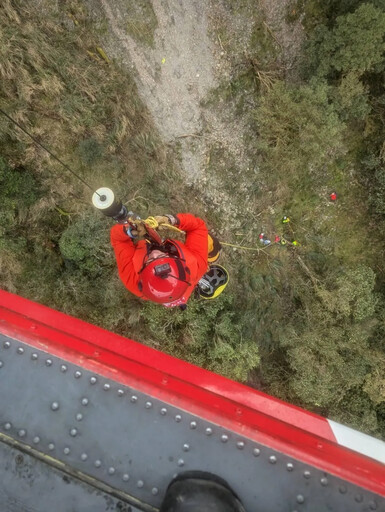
304, 3, 385, 79
254, 80, 344, 183
278, 266, 383, 434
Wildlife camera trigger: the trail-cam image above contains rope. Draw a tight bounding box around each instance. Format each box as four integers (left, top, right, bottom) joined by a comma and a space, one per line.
141, 216, 160, 229
142, 217, 184, 233
220, 241, 265, 251
142, 218, 295, 251
0, 108, 100, 196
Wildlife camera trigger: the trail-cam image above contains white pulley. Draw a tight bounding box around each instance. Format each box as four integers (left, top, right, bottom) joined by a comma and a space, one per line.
92, 187, 126, 219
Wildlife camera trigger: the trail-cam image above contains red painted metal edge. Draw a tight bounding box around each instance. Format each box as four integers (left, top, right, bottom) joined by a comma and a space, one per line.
0, 290, 384, 496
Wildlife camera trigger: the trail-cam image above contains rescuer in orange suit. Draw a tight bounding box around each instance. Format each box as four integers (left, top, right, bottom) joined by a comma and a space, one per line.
110, 213, 209, 308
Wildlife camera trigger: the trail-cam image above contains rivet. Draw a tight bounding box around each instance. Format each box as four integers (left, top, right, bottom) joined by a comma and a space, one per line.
90, 376, 97, 385
18, 429, 26, 437
145, 401, 152, 409
31, 353, 38, 360
33, 436, 40, 444
183, 444, 190, 452
269, 455, 277, 464
296, 495, 305, 504
175, 415, 182, 422
17, 347, 24, 354
355, 495, 363, 503
117, 389, 124, 396
237, 441, 245, 449
46, 359, 53, 367
253, 448, 261, 457
81, 398, 89, 406
152, 487, 159, 496
339, 485, 347, 494
74, 371, 82, 379
4, 422, 11, 430
320, 477, 328, 486
190, 421, 197, 429
205, 427, 213, 435
60, 364, 67, 372
221, 434, 229, 443
81, 453, 88, 461
137, 480, 144, 488
160, 408, 167, 415
287, 463, 294, 471
369, 501, 377, 510
69, 428, 78, 437
178, 459, 185, 467
76, 413, 83, 421
94, 460, 102, 468
48, 443, 55, 451
303, 471, 311, 479
63, 447, 70, 455
122, 474, 130, 482
51, 402, 59, 411
108, 467, 115, 475
0, 361, 3, 368
3, 341, 10, 349
130, 395, 138, 403
103, 383, 110, 391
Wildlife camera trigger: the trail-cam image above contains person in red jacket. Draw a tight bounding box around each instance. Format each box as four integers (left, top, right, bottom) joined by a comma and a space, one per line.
110, 213, 209, 308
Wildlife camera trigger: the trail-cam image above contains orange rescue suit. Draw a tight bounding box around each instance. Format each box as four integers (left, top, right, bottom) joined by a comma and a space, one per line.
110, 213, 208, 305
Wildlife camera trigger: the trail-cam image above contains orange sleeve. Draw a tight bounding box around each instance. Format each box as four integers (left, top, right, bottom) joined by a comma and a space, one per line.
176, 213, 208, 275
110, 225, 142, 297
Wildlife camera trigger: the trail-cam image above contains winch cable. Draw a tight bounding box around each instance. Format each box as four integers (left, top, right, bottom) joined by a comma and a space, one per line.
0, 108, 101, 197
1, 109, 290, 252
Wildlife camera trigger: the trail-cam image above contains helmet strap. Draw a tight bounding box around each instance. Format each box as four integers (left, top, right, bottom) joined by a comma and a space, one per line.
167, 274, 191, 286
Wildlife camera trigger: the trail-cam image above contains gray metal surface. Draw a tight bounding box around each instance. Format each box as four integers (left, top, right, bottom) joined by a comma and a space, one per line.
0, 437, 143, 512
0, 333, 384, 512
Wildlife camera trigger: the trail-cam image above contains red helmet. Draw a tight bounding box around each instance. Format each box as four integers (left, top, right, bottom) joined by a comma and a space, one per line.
139, 255, 190, 304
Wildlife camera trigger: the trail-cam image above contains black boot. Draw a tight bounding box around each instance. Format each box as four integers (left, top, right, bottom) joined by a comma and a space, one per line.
160, 471, 246, 512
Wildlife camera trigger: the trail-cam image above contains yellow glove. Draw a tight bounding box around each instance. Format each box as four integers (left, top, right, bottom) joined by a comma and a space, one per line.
154, 215, 170, 227
126, 220, 147, 238
154, 215, 177, 228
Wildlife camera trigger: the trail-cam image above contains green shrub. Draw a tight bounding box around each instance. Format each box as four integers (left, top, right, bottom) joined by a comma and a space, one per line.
141, 294, 260, 382
303, 3, 385, 78
59, 214, 112, 276
253, 80, 344, 183
77, 137, 104, 166
0, 157, 41, 231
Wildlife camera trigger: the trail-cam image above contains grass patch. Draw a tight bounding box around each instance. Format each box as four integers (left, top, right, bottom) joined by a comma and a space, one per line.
124, 0, 157, 47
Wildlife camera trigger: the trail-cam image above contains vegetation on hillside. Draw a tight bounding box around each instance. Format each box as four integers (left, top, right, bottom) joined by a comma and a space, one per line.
0, 0, 384, 438
204, 0, 385, 437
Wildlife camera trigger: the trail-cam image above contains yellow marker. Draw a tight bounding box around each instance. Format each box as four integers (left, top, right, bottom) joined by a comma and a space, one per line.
96, 47, 110, 63
161, 58, 166, 64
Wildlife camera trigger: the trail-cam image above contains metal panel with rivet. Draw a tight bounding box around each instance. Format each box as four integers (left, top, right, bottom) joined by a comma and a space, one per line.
0, 289, 384, 511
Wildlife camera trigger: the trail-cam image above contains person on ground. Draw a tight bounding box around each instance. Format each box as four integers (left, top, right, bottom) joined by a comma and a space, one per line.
110, 213, 219, 308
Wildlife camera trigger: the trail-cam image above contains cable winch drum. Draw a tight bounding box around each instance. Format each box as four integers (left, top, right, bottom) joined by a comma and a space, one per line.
92, 187, 125, 218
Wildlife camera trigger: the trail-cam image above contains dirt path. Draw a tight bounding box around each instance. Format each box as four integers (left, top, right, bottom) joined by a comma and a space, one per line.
86, 0, 219, 183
